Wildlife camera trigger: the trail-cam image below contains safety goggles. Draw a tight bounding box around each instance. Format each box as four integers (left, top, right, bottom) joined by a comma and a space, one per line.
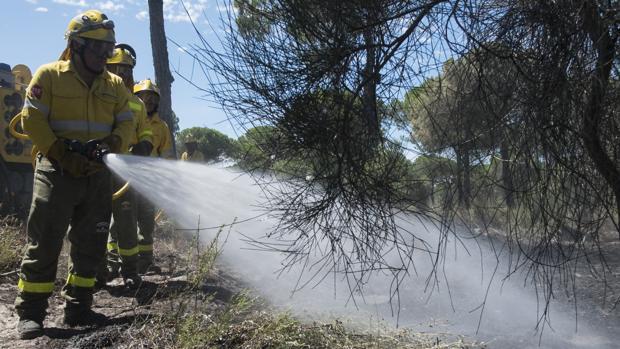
137, 91, 160, 104
85, 39, 115, 58
107, 64, 133, 76
73, 19, 115, 36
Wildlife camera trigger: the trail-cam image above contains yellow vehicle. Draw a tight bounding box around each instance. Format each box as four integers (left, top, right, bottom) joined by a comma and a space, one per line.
0, 62, 34, 215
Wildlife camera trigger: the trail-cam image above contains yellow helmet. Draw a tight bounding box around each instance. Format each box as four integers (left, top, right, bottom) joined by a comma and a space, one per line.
134, 79, 160, 96
65, 10, 115, 43
107, 43, 136, 67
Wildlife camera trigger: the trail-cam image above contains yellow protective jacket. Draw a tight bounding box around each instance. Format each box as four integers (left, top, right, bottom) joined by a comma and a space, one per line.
146, 112, 173, 158
21, 60, 134, 155
126, 93, 153, 153
181, 149, 204, 162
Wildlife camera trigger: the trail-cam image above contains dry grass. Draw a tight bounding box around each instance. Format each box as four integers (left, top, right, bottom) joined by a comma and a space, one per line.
120, 293, 484, 349
0, 216, 25, 273
107, 220, 485, 349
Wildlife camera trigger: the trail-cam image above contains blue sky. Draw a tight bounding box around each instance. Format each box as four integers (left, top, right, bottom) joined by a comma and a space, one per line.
2, 0, 238, 138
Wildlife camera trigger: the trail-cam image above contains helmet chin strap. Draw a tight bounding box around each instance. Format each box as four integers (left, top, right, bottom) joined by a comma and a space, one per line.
77, 45, 104, 75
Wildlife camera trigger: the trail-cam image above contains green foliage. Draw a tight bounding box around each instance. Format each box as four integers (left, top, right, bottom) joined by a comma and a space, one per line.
234, 0, 271, 39
235, 125, 280, 169
177, 127, 239, 162
187, 227, 224, 290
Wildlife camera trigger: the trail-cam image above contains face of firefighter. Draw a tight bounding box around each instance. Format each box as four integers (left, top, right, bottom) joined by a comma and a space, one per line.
81, 39, 115, 74
107, 64, 134, 89
136, 90, 160, 115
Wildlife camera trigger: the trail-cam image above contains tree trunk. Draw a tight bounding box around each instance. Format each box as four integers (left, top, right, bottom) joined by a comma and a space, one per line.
455, 148, 471, 209
500, 139, 514, 208
362, 4, 380, 144
580, 1, 620, 226
148, 0, 177, 157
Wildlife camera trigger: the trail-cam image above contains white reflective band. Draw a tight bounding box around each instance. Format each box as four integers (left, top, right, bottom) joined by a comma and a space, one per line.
138, 130, 153, 139
115, 111, 133, 122
50, 120, 112, 133
24, 98, 50, 117
128, 101, 142, 111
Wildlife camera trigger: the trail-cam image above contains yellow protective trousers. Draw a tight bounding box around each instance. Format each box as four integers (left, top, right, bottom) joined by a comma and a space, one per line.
136, 192, 155, 267
107, 176, 139, 277
15, 155, 112, 321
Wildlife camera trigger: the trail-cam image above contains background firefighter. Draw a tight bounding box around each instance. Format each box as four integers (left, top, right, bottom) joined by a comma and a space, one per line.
100, 43, 154, 289
180, 135, 204, 162
133, 78, 173, 274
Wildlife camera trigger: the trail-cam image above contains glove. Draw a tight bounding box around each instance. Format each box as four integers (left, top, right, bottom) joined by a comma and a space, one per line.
46, 140, 88, 177
101, 134, 122, 153
131, 140, 153, 156
46, 139, 104, 177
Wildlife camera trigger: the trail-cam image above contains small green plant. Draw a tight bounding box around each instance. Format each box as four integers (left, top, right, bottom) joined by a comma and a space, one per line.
187, 225, 224, 290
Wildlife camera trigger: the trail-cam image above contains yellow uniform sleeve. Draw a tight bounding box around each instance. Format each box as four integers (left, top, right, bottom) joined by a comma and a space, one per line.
21, 67, 57, 155
110, 85, 135, 150
159, 122, 174, 159
124, 96, 153, 153
136, 108, 153, 144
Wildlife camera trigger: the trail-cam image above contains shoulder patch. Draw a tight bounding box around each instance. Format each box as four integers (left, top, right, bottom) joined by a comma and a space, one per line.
29, 84, 43, 99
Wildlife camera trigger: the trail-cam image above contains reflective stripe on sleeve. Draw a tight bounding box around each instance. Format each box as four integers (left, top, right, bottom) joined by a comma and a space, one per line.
66, 273, 96, 288
18, 278, 55, 293
138, 130, 153, 139
50, 120, 112, 133
128, 101, 142, 112
24, 98, 50, 117
138, 244, 153, 252
118, 245, 139, 257
115, 111, 133, 122
107, 242, 118, 252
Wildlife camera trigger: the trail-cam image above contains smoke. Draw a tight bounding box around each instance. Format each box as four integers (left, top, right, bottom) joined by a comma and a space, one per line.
105, 154, 617, 348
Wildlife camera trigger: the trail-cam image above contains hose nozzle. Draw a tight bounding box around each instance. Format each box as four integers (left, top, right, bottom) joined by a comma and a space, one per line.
65, 139, 111, 163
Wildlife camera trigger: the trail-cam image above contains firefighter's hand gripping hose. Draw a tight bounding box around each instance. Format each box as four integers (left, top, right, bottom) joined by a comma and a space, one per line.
10, 113, 130, 200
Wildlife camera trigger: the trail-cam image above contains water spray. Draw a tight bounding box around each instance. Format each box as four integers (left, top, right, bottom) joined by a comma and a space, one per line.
101, 154, 620, 349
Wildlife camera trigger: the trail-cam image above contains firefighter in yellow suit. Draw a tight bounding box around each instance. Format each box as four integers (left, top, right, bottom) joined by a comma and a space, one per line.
133, 79, 173, 273
15, 10, 134, 339
103, 44, 154, 289
180, 136, 205, 162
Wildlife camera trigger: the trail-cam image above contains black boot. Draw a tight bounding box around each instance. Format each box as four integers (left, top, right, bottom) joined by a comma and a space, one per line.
17, 318, 44, 339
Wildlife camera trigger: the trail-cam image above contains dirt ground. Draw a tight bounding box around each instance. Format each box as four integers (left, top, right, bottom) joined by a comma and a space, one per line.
1, 222, 619, 348
0, 227, 247, 349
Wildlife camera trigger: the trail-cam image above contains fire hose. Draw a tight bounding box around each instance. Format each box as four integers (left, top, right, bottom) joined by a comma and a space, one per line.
10, 113, 129, 200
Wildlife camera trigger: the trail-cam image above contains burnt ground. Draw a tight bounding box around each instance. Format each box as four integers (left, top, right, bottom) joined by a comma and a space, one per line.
0, 225, 248, 349
566, 240, 620, 338
0, 220, 619, 348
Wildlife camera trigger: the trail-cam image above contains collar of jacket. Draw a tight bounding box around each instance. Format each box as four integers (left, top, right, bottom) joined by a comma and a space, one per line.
58, 59, 113, 81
